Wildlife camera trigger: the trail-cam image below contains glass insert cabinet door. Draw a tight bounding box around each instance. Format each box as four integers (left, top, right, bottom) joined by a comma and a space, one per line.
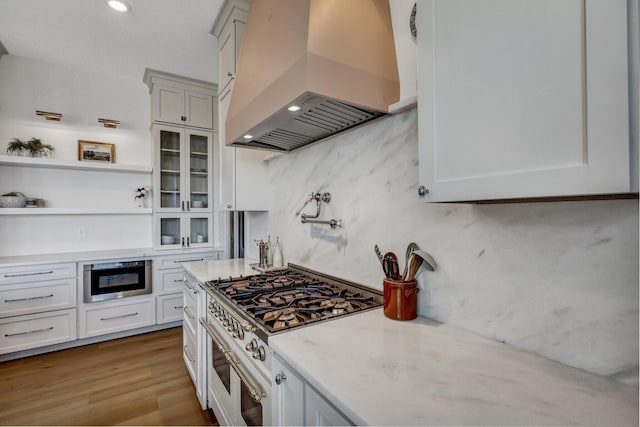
187, 131, 210, 210
159, 127, 183, 210
156, 215, 211, 249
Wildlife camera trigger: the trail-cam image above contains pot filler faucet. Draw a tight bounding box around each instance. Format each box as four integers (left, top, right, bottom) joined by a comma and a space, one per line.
295, 192, 342, 230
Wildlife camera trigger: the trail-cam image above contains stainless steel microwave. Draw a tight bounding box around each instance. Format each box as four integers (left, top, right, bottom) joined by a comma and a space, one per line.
83, 260, 152, 303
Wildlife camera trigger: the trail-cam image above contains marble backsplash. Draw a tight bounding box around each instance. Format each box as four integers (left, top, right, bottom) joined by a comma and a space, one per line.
245, 108, 639, 385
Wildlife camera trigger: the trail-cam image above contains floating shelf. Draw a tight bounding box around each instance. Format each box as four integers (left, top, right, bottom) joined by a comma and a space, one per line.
0, 155, 152, 174
0, 208, 153, 216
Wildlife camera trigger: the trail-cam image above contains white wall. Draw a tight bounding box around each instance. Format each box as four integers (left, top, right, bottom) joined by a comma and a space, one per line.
0, 55, 153, 256
245, 108, 639, 385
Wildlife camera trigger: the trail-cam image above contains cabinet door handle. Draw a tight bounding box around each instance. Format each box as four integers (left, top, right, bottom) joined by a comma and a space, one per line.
5, 326, 54, 337
226, 204, 232, 209
181, 237, 185, 247
186, 200, 190, 211
181, 201, 185, 211
186, 237, 190, 247
181, 115, 187, 122
275, 372, 287, 385
183, 345, 195, 362
183, 307, 195, 319
4, 270, 54, 278
100, 312, 138, 321
4, 294, 54, 303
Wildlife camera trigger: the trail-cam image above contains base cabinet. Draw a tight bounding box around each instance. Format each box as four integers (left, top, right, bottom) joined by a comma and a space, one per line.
0, 309, 76, 355
272, 355, 352, 426
183, 270, 207, 409
0, 262, 77, 355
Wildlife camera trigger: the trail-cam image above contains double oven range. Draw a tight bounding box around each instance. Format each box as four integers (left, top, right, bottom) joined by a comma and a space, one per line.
199, 263, 383, 426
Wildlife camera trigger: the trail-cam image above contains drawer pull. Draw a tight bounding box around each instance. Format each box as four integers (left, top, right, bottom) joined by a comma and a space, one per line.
173, 258, 204, 263
5, 294, 54, 303
183, 280, 199, 295
4, 270, 55, 278
183, 307, 195, 319
183, 345, 195, 362
173, 279, 184, 283
100, 312, 138, 321
5, 326, 54, 337
173, 305, 184, 310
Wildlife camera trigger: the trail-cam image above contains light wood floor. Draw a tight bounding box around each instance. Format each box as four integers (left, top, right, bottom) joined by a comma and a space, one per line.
0, 327, 216, 426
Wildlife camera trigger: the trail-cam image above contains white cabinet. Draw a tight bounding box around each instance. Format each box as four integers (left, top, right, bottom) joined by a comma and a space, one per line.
156, 293, 184, 324
213, 0, 271, 211
0, 262, 77, 354
145, 70, 216, 130
0, 309, 76, 355
271, 355, 352, 426
153, 124, 213, 213
417, 0, 634, 202
183, 270, 208, 409
154, 213, 213, 250
80, 297, 155, 338
272, 356, 305, 426
153, 251, 219, 325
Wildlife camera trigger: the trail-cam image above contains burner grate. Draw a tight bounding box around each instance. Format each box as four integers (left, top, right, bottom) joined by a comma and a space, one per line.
205, 267, 383, 335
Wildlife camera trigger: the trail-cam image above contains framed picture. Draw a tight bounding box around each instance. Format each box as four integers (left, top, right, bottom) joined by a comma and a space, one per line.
78, 140, 115, 163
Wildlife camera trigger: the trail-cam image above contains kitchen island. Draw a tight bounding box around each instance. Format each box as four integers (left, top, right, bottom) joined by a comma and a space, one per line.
184, 258, 638, 426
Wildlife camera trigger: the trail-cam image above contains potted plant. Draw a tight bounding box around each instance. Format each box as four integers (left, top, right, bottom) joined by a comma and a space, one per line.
26, 138, 54, 157
6, 138, 28, 156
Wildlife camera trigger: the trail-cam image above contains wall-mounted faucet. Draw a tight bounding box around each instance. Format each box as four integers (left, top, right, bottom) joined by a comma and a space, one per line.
295, 192, 342, 230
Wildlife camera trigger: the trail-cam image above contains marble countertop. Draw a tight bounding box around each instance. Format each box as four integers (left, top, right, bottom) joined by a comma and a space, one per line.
0, 247, 225, 266
182, 257, 260, 283
173, 258, 638, 426
270, 309, 639, 426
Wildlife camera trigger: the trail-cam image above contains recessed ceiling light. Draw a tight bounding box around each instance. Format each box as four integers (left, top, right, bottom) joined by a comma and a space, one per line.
243, 134, 253, 139
107, 0, 131, 13
288, 105, 301, 112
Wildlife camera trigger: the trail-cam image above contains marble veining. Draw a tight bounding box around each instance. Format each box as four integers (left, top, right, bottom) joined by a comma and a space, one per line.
246, 108, 639, 384
270, 309, 638, 426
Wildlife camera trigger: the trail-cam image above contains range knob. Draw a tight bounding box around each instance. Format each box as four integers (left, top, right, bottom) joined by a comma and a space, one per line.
245, 338, 257, 352
252, 346, 266, 362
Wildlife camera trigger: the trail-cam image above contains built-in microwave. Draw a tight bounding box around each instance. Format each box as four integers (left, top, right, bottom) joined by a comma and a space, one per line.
83, 260, 152, 303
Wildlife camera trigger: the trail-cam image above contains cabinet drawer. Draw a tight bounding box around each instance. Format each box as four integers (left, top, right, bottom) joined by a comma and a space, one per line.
157, 269, 185, 294
183, 288, 198, 334
157, 293, 184, 324
183, 325, 198, 385
0, 263, 76, 285
156, 253, 217, 270
0, 309, 77, 355
84, 299, 155, 338
0, 279, 76, 318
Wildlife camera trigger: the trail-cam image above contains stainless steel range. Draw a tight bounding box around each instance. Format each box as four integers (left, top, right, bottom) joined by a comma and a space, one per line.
198, 263, 382, 426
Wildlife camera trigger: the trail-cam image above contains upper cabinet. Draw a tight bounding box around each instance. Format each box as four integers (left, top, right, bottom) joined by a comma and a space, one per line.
417, 0, 637, 202
212, 0, 271, 211
144, 69, 216, 130
144, 69, 217, 249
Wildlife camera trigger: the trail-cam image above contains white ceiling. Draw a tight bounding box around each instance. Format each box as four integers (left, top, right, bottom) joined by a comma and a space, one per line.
0, 0, 224, 84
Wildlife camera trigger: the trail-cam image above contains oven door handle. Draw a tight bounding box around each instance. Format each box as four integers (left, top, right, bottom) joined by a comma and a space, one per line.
200, 319, 267, 403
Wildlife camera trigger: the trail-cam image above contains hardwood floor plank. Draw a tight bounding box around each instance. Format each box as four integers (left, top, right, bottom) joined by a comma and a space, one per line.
0, 326, 216, 426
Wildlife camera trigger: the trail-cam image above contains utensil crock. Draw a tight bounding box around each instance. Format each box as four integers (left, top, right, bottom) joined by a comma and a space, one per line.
383, 278, 419, 321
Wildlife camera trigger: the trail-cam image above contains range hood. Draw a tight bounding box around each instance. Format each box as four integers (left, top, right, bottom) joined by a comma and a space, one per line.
226, 0, 400, 152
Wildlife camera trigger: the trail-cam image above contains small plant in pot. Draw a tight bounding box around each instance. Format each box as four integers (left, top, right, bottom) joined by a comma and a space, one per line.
6, 138, 28, 156
26, 138, 54, 158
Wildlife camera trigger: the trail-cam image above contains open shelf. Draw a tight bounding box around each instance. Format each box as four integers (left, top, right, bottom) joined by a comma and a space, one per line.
0, 208, 153, 215
0, 155, 152, 174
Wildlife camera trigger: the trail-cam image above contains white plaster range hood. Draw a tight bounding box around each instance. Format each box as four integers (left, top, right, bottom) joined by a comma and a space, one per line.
226, 0, 400, 152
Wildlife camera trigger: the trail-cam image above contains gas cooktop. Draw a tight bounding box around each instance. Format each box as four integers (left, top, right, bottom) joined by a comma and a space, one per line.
203, 264, 383, 336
